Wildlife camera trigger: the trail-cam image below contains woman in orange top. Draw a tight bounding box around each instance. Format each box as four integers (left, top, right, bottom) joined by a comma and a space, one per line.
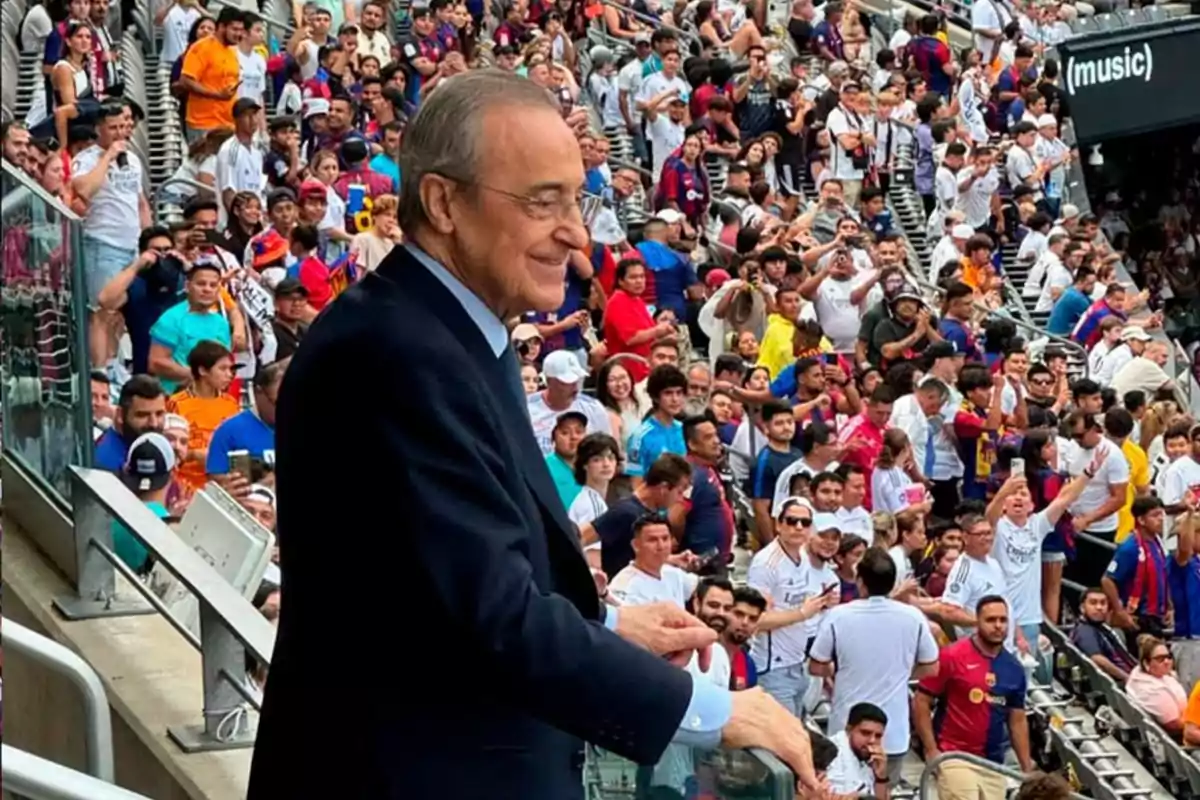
167, 340, 240, 491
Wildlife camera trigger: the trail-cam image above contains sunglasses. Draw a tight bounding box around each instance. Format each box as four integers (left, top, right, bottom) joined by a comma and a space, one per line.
783, 516, 813, 527
1030, 378, 1053, 387
1150, 653, 1174, 663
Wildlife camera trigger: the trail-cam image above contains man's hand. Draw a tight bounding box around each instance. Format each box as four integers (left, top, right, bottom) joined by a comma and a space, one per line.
1111, 608, 1136, 631
868, 743, 888, 780
722, 688, 822, 795
615, 602, 717, 670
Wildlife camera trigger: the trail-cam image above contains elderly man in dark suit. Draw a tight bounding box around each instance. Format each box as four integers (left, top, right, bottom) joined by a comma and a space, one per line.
248, 70, 820, 799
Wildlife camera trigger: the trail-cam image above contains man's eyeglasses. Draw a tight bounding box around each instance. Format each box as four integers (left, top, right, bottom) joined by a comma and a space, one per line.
437, 174, 598, 225
1030, 378, 1053, 387
1071, 427, 1098, 442
783, 516, 813, 527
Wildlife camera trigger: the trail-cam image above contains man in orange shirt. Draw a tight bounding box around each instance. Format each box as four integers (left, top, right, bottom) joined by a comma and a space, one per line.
168, 339, 241, 491
179, 6, 246, 142
1185, 681, 1200, 746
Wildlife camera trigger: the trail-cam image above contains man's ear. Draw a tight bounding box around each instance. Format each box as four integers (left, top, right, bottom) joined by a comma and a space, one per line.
419, 174, 458, 236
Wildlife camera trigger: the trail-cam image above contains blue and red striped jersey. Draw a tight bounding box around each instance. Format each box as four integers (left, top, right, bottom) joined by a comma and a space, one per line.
917, 637, 1026, 763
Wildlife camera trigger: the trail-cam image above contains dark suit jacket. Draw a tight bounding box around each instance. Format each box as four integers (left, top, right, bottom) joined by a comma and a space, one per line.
248, 246, 694, 799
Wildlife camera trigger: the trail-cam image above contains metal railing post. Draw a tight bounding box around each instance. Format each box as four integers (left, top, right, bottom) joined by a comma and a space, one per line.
919, 751, 1090, 800
166, 602, 256, 752
2, 618, 116, 783
2, 746, 155, 800
52, 474, 155, 621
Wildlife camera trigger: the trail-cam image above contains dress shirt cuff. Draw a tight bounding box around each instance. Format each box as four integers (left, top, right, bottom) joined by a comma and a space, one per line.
603, 604, 620, 632
672, 672, 732, 749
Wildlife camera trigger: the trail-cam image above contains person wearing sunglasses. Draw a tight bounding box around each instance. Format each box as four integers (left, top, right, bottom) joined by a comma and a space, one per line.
747, 497, 841, 719
1126, 636, 1187, 738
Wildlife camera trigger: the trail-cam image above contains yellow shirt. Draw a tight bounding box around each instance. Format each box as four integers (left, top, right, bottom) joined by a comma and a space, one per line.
1116, 439, 1151, 542
757, 314, 797, 379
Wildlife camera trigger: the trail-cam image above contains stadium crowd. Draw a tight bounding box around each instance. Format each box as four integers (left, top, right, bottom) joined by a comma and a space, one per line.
5, 0, 1200, 797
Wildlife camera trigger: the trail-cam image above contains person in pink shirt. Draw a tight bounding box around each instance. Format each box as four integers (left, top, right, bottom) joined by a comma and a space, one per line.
836, 385, 894, 510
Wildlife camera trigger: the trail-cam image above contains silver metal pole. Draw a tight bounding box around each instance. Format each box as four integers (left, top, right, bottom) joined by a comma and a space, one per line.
1, 619, 116, 783
2, 745, 152, 800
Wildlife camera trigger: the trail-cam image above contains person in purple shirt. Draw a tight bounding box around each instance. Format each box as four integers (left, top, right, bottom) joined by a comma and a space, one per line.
93, 375, 169, 471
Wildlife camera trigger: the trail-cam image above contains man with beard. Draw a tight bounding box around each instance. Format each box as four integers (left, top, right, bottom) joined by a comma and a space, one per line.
724, 586, 766, 690
915, 596, 1033, 800
688, 578, 736, 687
95, 375, 169, 470
824, 703, 890, 798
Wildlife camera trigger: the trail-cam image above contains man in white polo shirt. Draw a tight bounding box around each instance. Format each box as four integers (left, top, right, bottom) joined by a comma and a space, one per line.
810, 547, 939, 781
747, 499, 841, 718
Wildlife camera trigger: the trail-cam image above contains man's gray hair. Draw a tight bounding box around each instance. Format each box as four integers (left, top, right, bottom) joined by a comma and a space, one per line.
398, 70, 560, 233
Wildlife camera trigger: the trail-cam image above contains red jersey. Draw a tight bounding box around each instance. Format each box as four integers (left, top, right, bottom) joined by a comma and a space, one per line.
602, 289, 654, 382
916, 637, 1026, 763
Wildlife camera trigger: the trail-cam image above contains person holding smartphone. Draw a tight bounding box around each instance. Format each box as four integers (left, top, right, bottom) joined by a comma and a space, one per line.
178, 6, 247, 143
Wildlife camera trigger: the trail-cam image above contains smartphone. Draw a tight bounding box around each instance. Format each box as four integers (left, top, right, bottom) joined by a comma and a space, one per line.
1011, 457, 1025, 475
228, 450, 253, 479
823, 353, 838, 366
821, 582, 838, 596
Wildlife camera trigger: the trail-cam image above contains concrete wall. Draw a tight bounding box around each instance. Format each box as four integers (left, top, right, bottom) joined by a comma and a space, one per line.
2, 499, 253, 800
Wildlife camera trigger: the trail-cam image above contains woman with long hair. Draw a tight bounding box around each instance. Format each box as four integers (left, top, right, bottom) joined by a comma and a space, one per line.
1018, 428, 1072, 624
654, 131, 710, 231
37, 20, 97, 147
694, 0, 764, 59
595, 359, 644, 450
163, 127, 231, 204
170, 15, 217, 117
223, 191, 266, 262
872, 429, 931, 516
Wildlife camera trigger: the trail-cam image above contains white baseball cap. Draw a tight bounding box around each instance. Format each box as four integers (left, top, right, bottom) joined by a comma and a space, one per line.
1036, 114, 1057, 129
951, 223, 975, 240
655, 208, 685, 225
1121, 325, 1152, 343
542, 350, 589, 384
812, 512, 843, 535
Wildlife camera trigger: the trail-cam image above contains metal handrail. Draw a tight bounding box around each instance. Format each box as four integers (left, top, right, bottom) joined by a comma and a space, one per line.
2, 618, 115, 782
2, 746, 153, 800
918, 751, 1089, 800
1, 159, 83, 221
596, 0, 702, 46
207, 0, 296, 37
53, 468, 277, 753
152, 175, 218, 208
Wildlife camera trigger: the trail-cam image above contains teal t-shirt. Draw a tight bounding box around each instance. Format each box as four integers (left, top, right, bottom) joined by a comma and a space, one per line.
112, 500, 169, 574
545, 453, 582, 510
149, 300, 232, 392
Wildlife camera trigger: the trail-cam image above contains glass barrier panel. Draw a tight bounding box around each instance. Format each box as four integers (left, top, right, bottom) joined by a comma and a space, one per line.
1, 159, 93, 501
585, 745, 796, 800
